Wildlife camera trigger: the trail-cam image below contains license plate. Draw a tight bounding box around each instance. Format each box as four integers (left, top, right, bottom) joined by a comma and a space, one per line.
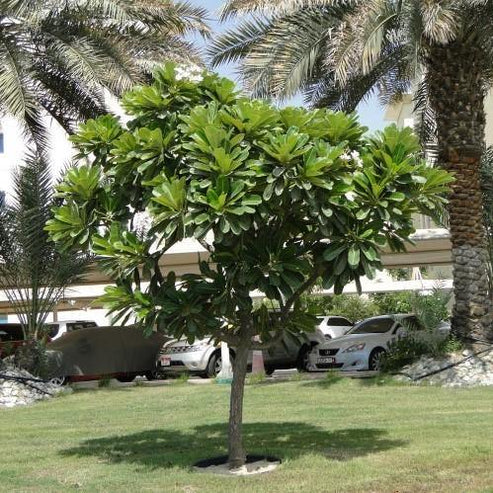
318, 357, 335, 364
159, 355, 171, 366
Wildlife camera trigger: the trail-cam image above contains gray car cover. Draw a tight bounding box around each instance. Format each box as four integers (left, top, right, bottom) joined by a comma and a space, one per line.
46, 326, 167, 378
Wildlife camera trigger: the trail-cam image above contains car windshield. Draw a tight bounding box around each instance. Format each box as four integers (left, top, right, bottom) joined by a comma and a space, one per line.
348, 318, 394, 334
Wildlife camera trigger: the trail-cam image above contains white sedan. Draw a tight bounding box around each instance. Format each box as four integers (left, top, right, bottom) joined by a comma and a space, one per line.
308, 314, 450, 372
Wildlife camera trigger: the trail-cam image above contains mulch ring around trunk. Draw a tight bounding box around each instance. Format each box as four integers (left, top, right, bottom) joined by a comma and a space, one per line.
193, 454, 281, 476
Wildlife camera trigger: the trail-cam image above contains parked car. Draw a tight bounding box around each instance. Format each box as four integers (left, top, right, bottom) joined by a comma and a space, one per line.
46, 326, 167, 384
157, 328, 327, 378
308, 314, 450, 372
316, 315, 353, 339
45, 320, 98, 340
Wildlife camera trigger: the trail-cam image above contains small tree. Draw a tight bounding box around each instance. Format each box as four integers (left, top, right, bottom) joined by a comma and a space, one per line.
46, 63, 452, 468
0, 154, 90, 373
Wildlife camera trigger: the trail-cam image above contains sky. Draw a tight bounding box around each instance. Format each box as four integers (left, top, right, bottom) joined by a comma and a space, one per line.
188, 0, 387, 132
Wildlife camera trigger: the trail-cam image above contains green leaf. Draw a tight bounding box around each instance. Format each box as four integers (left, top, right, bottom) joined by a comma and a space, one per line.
348, 246, 360, 268
323, 244, 346, 262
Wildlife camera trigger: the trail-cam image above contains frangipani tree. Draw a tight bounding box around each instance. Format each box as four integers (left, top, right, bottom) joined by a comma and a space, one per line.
46, 63, 452, 468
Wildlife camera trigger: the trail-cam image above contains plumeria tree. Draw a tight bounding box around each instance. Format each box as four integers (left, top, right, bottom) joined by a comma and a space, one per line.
46, 63, 452, 468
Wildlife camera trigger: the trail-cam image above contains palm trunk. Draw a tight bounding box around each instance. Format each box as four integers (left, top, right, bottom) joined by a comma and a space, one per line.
427, 41, 493, 341
228, 329, 251, 468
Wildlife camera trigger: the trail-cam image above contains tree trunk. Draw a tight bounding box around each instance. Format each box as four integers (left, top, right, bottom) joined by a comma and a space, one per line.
427, 41, 493, 341
228, 331, 250, 468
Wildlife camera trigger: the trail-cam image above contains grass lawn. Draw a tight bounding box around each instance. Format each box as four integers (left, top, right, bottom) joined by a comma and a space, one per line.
1, 376, 493, 493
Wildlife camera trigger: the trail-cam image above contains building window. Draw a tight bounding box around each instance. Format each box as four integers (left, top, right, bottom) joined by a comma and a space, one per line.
0, 133, 4, 153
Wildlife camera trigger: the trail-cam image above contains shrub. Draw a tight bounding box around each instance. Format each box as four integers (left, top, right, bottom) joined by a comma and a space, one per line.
371, 292, 412, 315
301, 294, 377, 322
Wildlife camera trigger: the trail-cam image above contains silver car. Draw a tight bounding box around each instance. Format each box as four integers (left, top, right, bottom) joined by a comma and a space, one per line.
157, 329, 327, 378
308, 314, 450, 372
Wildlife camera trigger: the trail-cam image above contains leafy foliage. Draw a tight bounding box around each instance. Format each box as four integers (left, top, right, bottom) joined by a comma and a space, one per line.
372, 292, 413, 315
0, 0, 209, 151
380, 333, 462, 373
301, 293, 378, 322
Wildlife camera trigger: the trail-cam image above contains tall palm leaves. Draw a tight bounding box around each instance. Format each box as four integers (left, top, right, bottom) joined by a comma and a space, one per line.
210, 0, 493, 340
0, 154, 90, 340
0, 0, 209, 151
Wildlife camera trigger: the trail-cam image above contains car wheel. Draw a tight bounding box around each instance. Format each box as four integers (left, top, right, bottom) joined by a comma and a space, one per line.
205, 351, 222, 378
368, 348, 386, 371
264, 366, 275, 376
48, 376, 66, 386
145, 370, 161, 381
296, 345, 311, 372
116, 374, 136, 383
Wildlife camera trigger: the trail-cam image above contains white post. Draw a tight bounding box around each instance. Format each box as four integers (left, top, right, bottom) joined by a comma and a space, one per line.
216, 341, 233, 384
251, 335, 265, 375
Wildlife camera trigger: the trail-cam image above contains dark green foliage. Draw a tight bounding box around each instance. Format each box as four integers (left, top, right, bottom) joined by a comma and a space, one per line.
380, 334, 462, 373
380, 336, 430, 373
46, 62, 452, 344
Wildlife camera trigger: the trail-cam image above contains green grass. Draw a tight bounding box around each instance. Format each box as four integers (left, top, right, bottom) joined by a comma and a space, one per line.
1, 378, 493, 492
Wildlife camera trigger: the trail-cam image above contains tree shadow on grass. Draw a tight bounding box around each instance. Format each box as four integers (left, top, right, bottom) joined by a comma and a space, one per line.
60, 422, 406, 470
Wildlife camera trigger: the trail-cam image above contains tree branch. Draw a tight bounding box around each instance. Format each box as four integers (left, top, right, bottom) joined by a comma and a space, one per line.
280, 264, 323, 322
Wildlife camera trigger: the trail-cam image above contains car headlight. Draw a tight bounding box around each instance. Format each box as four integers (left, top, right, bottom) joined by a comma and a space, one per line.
342, 343, 366, 353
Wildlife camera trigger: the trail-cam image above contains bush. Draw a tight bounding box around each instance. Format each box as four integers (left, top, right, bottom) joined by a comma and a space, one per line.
371, 292, 412, 314
380, 336, 430, 372
380, 334, 462, 373
301, 294, 377, 322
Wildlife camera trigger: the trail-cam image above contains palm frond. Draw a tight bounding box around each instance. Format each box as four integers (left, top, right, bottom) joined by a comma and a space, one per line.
219, 0, 355, 20
0, 153, 92, 339
209, 16, 273, 67
241, 9, 335, 99
0, 0, 209, 149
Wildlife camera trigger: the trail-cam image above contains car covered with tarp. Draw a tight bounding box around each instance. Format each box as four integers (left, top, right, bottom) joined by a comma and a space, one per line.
46, 326, 167, 384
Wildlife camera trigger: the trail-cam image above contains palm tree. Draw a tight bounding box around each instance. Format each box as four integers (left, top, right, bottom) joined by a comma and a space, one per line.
209, 0, 493, 342
0, 153, 91, 372
0, 153, 90, 341
0, 0, 209, 151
